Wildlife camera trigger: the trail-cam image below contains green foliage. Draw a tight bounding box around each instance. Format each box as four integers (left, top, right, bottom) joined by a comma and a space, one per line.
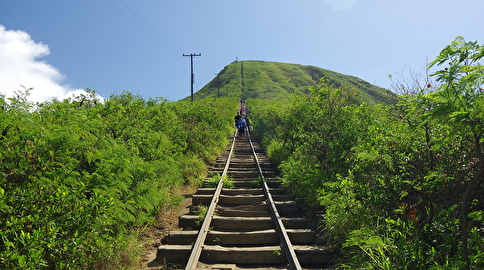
205, 174, 235, 189
251, 79, 363, 211
195, 61, 397, 104
194, 205, 209, 226
0, 91, 238, 269
3, 36, 482, 269
250, 37, 484, 269
251, 177, 263, 188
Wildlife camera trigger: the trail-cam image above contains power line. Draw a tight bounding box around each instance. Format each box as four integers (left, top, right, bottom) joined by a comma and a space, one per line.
77, 0, 157, 49
78, 0, 180, 51
118, 0, 180, 51
105, 0, 179, 51
199, 56, 213, 77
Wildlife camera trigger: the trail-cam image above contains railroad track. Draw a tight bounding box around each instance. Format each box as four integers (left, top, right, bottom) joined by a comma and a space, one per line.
156, 130, 330, 269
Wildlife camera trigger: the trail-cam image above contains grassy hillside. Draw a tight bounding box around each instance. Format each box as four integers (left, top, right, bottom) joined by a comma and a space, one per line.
192, 61, 397, 104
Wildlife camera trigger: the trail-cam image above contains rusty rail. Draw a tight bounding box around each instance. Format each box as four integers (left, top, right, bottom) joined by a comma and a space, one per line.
184, 130, 237, 270
184, 127, 303, 270
246, 129, 303, 270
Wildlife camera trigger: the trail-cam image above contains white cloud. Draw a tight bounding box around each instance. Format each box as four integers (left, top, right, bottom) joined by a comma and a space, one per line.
0, 25, 93, 103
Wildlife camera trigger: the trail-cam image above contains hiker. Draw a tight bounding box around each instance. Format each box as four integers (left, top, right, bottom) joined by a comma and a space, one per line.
234, 112, 242, 124
236, 117, 246, 137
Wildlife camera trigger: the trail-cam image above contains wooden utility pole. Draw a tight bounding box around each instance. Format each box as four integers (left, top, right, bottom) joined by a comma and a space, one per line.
183, 53, 201, 102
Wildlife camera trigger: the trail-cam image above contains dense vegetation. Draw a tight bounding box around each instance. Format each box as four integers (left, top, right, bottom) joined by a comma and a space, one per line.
0, 91, 238, 269
2, 36, 482, 269
195, 61, 397, 104
250, 37, 484, 269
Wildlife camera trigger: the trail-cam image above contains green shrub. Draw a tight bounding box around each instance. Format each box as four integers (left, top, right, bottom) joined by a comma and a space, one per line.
0, 91, 237, 269
251, 37, 484, 269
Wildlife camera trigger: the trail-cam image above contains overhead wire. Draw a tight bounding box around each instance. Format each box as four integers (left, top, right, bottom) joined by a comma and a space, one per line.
193, 54, 215, 95
199, 56, 220, 93
78, 0, 206, 99
199, 56, 212, 76
77, 0, 160, 50
78, 0, 181, 52
105, 0, 180, 52
118, 0, 181, 52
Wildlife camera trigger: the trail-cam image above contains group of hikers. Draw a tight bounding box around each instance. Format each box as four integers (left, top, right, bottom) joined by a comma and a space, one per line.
234, 113, 248, 137
235, 100, 249, 137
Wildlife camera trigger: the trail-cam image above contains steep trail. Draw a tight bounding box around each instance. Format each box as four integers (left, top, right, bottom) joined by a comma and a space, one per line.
153, 130, 331, 269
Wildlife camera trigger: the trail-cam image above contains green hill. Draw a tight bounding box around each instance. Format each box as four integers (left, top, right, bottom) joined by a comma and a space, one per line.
191, 61, 397, 104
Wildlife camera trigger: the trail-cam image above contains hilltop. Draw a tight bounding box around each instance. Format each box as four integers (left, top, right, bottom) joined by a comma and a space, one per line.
191, 61, 397, 104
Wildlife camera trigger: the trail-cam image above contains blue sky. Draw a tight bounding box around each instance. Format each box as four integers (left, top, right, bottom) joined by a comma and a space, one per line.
1, 0, 483, 102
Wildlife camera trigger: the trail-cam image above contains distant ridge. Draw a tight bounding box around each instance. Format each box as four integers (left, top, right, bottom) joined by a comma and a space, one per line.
191, 61, 397, 104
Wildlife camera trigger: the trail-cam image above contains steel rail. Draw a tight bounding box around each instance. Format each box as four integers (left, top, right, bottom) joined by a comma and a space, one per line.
246, 129, 303, 270
184, 131, 237, 270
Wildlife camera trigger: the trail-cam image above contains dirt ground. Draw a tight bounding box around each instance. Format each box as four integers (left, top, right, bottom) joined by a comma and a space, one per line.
137, 185, 198, 270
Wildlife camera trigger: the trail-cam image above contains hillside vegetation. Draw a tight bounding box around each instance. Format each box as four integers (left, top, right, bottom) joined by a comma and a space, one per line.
0, 90, 238, 269
194, 60, 397, 104
2, 37, 482, 270
249, 37, 484, 269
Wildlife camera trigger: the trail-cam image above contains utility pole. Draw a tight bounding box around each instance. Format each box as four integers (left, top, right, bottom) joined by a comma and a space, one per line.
183, 53, 201, 102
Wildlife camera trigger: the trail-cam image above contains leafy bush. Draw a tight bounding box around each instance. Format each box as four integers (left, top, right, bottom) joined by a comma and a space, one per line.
250, 37, 484, 269
0, 90, 238, 269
